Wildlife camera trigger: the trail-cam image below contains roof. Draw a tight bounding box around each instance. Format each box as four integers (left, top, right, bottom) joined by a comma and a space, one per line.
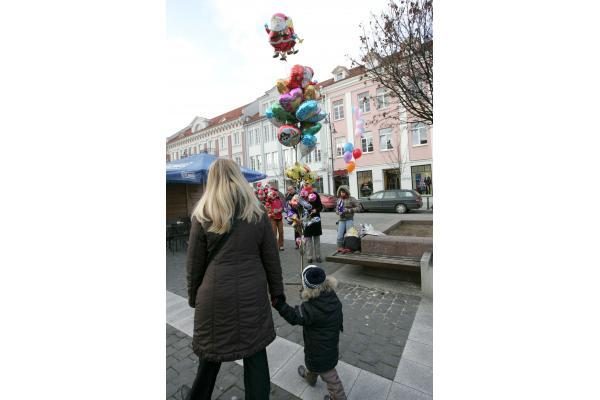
245, 112, 264, 124
167, 104, 248, 145
318, 65, 366, 89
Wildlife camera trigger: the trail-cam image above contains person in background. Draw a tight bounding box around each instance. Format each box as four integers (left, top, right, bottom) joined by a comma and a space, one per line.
181, 159, 284, 400
285, 185, 300, 249
267, 189, 285, 251
272, 265, 346, 400
335, 185, 360, 253
303, 189, 323, 263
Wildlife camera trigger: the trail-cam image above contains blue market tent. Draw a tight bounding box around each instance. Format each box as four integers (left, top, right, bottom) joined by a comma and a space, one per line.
166, 153, 266, 184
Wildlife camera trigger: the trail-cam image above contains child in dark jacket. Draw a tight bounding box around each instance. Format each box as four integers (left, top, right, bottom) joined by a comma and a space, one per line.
272, 265, 346, 400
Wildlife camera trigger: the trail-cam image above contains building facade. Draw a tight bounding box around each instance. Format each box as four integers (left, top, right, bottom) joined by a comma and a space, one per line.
166, 66, 433, 205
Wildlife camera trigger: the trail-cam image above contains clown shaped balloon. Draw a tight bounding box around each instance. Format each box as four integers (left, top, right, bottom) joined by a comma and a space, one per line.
264, 13, 302, 61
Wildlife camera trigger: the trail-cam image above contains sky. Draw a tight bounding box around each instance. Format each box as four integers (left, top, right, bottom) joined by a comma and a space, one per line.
164, 0, 390, 137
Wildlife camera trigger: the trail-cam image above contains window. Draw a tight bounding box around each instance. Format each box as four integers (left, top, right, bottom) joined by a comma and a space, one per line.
357, 171, 373, 198
271, 126, 277, 142
335, 137, 345, 157
411, 164, 432, 195
376, 88, 389, 109
266, 153, 272, 169
383, 191, 398, 199
379, 128, 393, 150
220, 137, 224, 149
283, 149, 289, 166
234, 132, 240, 145
335, 72, 344, 81
255, 128, 260, 144
250, 156, 255, 170
306, 151, 312, 163
358, 92, 370, 113
264, 126, 269, 142
256, 155, 262, 171
333, 99, 344, 120
272, 152, 279, 167
399, 191, 415, 199
370, 191, 384, 200
361, 134, 374, 153
235, 156, 241, 165
315, 145, 322, 162
411, 123, 428, 145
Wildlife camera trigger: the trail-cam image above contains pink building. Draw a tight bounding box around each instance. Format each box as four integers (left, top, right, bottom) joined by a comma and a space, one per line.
320, 66, 433, 200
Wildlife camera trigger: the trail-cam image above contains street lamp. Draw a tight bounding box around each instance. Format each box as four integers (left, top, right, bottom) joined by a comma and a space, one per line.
325, 114, 337, 195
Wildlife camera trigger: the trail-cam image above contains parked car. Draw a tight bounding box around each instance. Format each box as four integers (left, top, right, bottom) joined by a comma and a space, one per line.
319, 193, 337, 211
357, 190, 423, 214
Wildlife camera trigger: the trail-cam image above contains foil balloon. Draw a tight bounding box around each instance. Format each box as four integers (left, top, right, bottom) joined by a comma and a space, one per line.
308, 193, 317, 202
343, 151, 353, 163
287, 65, 304, 90
301, 66, 316, 88
276, 79, 289, 94
295, 100, 320, 121
343, 143, 354, 153
305, 110, 326, 123
300, 190, 308, 198
265, 14, 300, 61
352, 148, 363, 159
298, 142, 315, 158
277, 125, 302, 147
303, 85, 320, 100
302, 122, 321, 136
301, 133, 317, 147
346, 161, 356, 173
279, 88, 303, 112
270, 103, 297, 124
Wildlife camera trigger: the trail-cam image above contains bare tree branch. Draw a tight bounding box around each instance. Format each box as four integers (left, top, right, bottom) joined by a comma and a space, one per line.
352, 0, 433, 125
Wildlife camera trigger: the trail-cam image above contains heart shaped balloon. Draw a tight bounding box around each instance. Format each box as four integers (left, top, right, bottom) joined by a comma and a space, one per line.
296, 100, 320, 121
279, 88, 304, 113
275, 79, 289, 94
305, 110, 326, 123
303, 85, 320, 100
270, 103, 297, 124
301, 134, 317, 147
302, 122, 322, 136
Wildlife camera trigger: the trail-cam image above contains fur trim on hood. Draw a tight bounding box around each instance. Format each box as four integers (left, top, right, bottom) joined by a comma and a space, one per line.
301, 276, 338, 301
336, 185, 350, 197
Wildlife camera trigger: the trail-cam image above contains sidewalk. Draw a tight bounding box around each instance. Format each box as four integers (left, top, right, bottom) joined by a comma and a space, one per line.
167, 288, 432, 400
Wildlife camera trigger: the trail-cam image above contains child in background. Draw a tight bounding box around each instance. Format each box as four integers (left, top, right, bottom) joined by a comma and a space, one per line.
272, 265, 346, 400
267, 189, 285, 251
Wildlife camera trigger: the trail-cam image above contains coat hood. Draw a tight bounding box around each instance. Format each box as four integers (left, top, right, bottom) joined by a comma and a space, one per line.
336, 185, 350, 197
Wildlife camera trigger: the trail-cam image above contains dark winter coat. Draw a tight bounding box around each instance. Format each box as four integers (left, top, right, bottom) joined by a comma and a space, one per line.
186, 211, 284, 362
274, 277, 344, 373
303, 192, 323, 237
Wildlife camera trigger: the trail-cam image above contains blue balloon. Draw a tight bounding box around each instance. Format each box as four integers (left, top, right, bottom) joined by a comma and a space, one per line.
295, 100, 320, 121
305, 110, 326, 123
344, 143, 354, 153
302, 134, 317, 147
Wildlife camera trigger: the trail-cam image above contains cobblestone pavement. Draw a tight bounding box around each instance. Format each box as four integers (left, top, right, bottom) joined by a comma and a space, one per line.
167, 324, 300, 400
167, 236, 421, 382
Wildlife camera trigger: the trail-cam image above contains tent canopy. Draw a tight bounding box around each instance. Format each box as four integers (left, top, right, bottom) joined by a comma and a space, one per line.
166, 153, 266, 184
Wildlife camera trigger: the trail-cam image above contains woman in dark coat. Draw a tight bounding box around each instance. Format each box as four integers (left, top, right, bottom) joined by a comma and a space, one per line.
182, 159, 285, 400
303, 189, 323, 263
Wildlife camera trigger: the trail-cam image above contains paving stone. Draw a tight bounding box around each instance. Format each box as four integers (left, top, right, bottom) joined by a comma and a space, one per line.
394, 358, 432, 395
388, 382, 432, 400
266, 337, 302, 377
402, 339, 432, 368
271, 346, 309, 397
407, 324, 432, 346
347, 370, 392, 400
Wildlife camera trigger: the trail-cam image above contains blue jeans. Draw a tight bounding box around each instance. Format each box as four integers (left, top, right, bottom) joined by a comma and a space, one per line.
337, 219, 354, 248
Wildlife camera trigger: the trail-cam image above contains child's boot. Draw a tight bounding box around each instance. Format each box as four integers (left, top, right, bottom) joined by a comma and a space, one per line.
298, 365, 317, 386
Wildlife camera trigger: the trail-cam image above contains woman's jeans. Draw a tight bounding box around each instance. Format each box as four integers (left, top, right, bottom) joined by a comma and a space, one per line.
185, 349, 270, 400
337, 219, 354, 248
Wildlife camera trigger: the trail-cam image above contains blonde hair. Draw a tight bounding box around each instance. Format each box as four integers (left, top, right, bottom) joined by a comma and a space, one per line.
192, 159, 263, 234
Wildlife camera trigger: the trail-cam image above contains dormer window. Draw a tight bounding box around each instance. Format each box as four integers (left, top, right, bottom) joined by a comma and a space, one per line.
335, 72, 344, 81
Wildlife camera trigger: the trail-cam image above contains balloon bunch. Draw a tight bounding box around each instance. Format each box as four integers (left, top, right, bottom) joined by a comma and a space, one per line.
284, 162, 321, 246
341, 142, 362, 174
339, 106, 365, 173
264, 13, 303, 61
266, 65, 325, 158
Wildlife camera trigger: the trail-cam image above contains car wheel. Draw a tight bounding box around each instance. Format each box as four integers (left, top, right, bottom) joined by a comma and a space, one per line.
395, 204, 407, 214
